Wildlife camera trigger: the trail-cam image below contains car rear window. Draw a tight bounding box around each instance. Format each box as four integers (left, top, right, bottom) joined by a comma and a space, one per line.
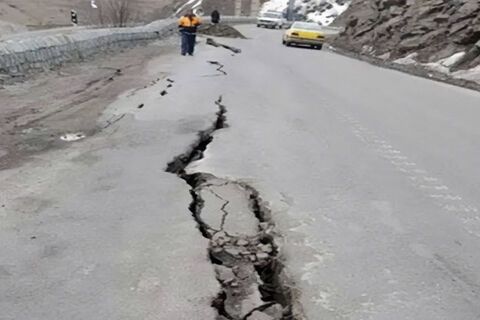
263, 13, 282, 18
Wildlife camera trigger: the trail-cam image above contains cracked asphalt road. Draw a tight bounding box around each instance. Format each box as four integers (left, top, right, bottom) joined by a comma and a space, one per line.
2, 25, 480, 320
189, 26, 480, 320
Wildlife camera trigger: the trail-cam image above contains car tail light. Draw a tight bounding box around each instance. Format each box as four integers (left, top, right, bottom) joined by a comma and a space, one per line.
292, 32, 299, 36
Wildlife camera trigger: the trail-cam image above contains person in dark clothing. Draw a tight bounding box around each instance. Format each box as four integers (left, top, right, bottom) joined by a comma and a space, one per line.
211, 10, 220, 24
178, 10, 202, 56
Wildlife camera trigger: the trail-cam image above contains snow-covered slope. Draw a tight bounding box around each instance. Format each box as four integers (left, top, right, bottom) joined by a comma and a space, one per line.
261, 0, 290, 13
304, 0, 350, 25
261, 0, 351, 25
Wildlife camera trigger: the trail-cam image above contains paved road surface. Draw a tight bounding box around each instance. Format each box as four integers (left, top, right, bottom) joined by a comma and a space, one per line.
2, 25, 480, 319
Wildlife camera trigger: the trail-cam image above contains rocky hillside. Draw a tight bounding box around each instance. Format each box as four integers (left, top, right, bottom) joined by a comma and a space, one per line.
0, 0, 173, 29
332, 0, 480, 70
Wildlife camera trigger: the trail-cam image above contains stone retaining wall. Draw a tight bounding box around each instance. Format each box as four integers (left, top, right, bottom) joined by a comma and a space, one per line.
0, 17, 255, 75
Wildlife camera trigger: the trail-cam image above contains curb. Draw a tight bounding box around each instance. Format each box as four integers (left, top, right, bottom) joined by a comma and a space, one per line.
328, 43, 480, 93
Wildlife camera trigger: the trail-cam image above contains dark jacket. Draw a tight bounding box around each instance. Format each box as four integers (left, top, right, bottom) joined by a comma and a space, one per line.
211, 10, 220, 23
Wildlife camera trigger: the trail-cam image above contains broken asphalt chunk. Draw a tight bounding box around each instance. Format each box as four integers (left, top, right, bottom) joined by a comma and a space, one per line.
206, 38, 242, 54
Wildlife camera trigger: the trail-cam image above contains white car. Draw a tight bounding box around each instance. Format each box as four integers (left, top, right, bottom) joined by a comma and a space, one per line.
257, 11, 285, 29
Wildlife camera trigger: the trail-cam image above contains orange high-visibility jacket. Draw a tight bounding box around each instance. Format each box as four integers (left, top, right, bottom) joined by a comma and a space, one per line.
179, 15, 202, 33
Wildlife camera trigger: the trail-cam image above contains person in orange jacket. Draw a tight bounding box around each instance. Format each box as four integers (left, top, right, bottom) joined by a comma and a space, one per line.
179, 10, 202, 56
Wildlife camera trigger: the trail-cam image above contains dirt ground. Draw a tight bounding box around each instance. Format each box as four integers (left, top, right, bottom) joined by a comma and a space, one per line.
0, 35, 179, 170
0, 0, 175, 29
198, 23, 247, 39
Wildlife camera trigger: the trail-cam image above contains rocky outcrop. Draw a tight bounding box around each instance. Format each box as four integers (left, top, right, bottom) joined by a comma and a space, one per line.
332, 0, 480, 70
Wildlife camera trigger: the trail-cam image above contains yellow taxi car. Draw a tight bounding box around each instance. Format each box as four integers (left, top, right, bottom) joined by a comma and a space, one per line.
283, 22, 325, 49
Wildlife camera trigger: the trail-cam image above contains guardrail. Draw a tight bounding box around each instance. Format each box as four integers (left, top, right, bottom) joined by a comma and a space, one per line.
0, 16, 256, 76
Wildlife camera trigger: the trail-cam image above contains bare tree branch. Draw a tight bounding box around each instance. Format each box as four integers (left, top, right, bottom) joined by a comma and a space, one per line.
97, 0, 135, 27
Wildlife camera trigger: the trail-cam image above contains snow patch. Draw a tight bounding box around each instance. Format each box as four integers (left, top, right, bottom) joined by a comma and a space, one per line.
261, 0, 351, 25
424, 52, 466, 73
377, 52, 391, 60
392, 51, 480, 85
306, 1, 350, 26
261, 0, 290, 13
440, 52, 465, 67
453, 65, 480, 83
60, 133, 86, 142
393, 53, 418, 65
175, 0, 198, 15
424, 62, 449, 74
192, 0, 203, 9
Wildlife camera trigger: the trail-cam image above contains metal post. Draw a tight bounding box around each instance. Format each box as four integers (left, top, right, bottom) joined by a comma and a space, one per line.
71, 10, 78, 25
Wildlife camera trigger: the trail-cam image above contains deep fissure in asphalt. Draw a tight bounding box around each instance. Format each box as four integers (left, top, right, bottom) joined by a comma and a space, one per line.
165, 96, 302, 320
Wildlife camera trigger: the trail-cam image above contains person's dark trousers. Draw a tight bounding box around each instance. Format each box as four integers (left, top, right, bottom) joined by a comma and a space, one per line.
187, 34, 196, 55
181, 32, 189, 55
181, 33, 196, 55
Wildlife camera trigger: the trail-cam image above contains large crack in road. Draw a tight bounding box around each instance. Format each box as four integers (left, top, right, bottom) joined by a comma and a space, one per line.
165, 97, 303, 320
